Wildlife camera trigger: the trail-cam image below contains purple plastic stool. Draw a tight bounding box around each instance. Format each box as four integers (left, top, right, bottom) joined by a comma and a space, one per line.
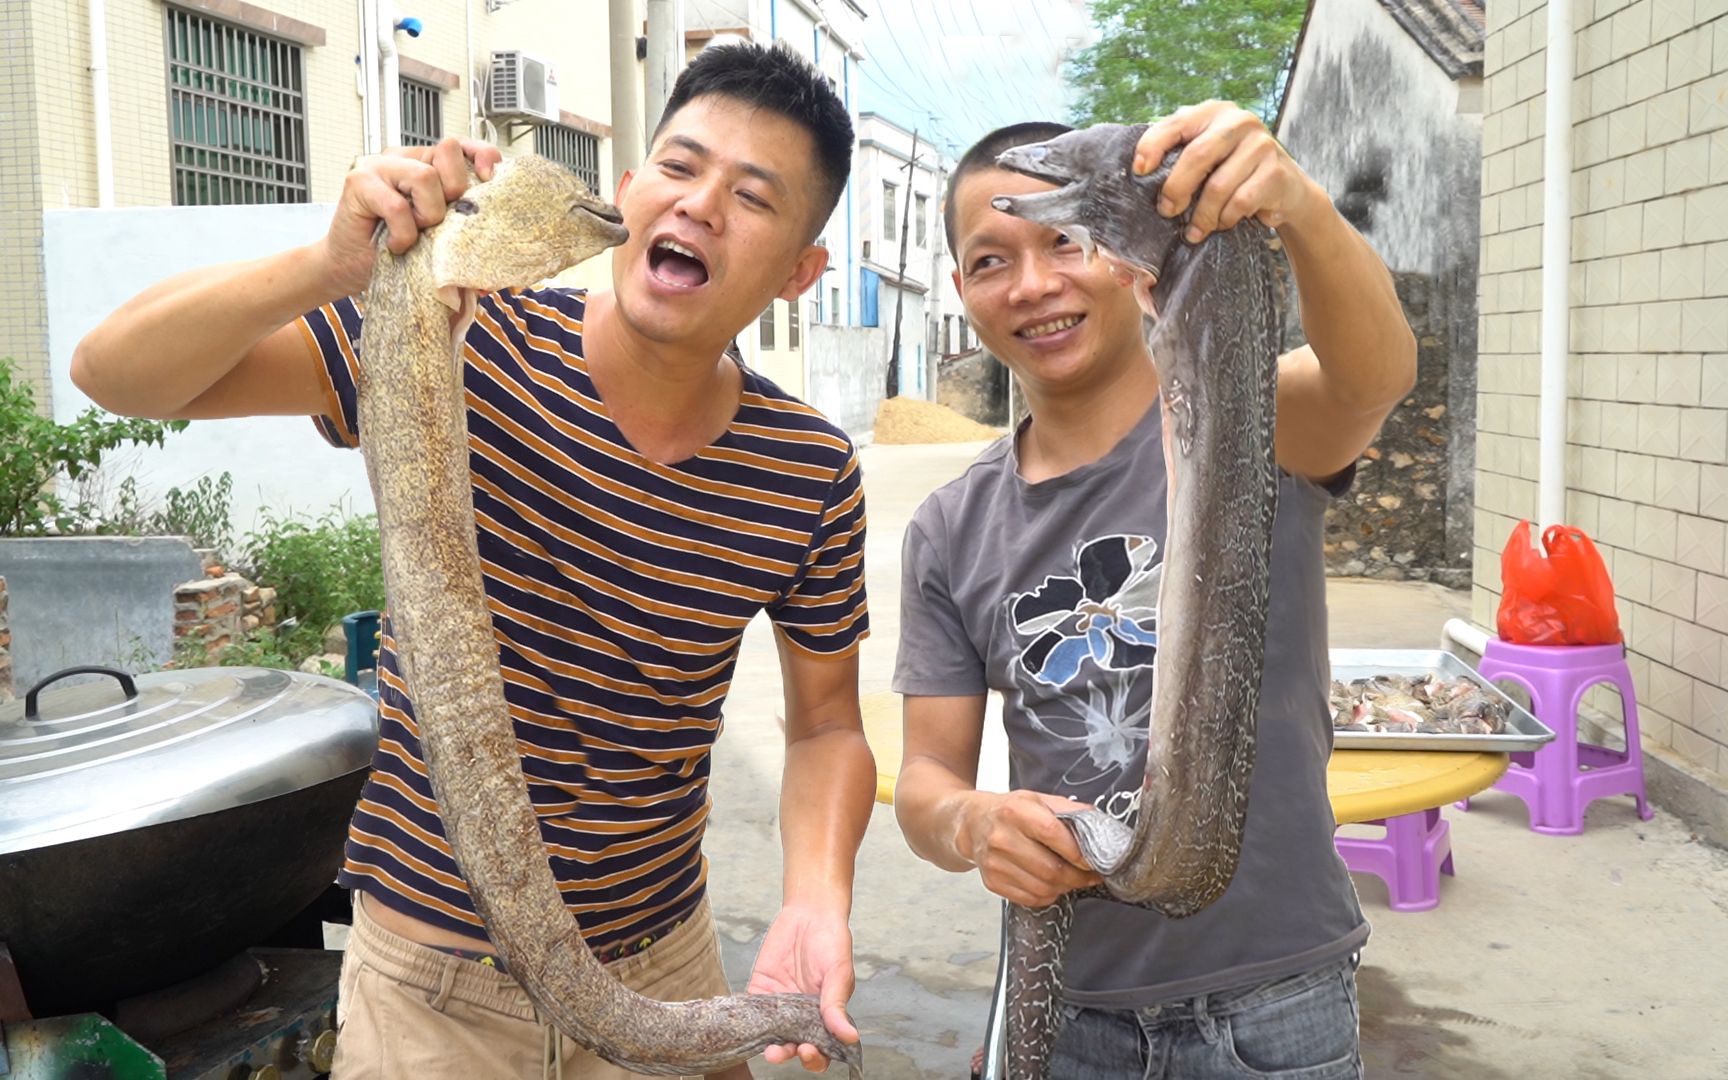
1457, 639, 1653, 835
1334, 808, 1454, 912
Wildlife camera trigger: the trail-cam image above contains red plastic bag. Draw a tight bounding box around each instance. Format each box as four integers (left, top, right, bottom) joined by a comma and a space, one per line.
1496, 521, 1623, 646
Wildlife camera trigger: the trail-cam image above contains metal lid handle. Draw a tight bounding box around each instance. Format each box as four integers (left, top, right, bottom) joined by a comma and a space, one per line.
24, 666, 140, 722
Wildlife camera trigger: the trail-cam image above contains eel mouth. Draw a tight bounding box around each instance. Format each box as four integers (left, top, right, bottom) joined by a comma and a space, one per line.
994, 142, 1080, 188
577, 203, 629, 247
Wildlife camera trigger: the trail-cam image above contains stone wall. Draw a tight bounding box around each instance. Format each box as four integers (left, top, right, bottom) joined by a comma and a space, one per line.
0, 575, 12, 702
937, 348, 1010, 427
1302, 271, 1476, 586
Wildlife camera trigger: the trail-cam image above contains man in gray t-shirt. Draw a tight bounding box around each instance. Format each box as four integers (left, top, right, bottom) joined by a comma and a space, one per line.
893, 108, 1416, 1078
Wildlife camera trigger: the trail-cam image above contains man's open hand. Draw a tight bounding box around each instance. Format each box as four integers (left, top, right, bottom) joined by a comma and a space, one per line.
747, 903, 860, 1072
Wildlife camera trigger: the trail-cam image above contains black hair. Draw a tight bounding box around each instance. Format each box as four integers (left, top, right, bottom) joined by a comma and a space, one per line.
655, 42, 853, 241
944, 121, 1074, 257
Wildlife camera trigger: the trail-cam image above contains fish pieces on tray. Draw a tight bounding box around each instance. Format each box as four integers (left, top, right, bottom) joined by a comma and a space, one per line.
1329, 673, 1508, 736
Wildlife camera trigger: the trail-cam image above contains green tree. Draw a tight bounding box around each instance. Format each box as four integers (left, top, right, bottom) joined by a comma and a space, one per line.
1068, 0, 1307, 127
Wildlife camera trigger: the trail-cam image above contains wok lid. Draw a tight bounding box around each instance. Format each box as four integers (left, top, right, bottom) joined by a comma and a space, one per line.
0, 665, 378, 855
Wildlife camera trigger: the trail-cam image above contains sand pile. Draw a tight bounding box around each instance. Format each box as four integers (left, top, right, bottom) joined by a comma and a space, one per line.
872, 397, 1003, 445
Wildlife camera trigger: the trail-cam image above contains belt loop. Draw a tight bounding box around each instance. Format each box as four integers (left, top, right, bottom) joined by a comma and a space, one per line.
427, 960, 458, 1012
1193, 994, 1219, 1044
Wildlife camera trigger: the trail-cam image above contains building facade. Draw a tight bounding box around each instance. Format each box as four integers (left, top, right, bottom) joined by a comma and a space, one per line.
4, 0, 624, 411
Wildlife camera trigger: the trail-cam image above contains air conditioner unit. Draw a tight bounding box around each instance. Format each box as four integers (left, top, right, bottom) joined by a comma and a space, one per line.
488, 50, 559, 123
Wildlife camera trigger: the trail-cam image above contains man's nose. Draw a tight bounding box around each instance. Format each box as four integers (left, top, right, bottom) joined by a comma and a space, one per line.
674, 175, 725, 229
1008, 253, 1063, 304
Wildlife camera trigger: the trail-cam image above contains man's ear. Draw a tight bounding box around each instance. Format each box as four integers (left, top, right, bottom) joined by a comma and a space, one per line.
615, 170, 634, 205
951, 268, 964, 300
775, 244, 831, 301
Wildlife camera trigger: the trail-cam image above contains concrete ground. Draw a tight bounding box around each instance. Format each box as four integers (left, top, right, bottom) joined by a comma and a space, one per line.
705, 440, 1728, 1079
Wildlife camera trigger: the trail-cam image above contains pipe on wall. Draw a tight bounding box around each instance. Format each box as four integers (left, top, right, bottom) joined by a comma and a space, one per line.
1538, 0, 1575, 529
377, 1, 402, 149
89, 0, 114, 207
358, 0, 381, 155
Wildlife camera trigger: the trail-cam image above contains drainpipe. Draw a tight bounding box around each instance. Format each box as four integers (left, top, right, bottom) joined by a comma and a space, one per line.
377, 2, 402, 149
1538, 0, 1575, 529
358, 0, 380, 155
89, 0, 114, 207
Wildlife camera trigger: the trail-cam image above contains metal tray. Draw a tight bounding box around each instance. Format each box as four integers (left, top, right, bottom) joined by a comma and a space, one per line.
1328, 648, 1557, 753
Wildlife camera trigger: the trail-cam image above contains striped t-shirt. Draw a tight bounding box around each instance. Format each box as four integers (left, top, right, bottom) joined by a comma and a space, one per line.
297, 286, 869, 951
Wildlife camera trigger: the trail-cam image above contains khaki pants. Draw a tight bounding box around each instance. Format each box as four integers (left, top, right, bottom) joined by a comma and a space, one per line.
332, 894, 736, 1080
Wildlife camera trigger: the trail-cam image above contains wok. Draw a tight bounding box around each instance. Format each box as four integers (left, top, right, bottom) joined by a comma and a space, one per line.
0, 665, 378, 1016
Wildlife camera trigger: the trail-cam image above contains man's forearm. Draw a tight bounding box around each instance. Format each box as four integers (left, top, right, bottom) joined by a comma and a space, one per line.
73, 243, 341, 419
894, 757, 985, 873
779, 726, 876, 912
1276, 179, 1416, 410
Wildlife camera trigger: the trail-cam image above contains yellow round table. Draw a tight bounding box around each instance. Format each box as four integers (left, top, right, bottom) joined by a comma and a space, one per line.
1327, 748, 1507, 825
860, 692, 1509, 821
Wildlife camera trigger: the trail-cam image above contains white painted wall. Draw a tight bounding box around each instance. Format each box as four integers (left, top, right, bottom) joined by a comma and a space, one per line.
44, 204, 377, 543
1275, 0, 1482, 276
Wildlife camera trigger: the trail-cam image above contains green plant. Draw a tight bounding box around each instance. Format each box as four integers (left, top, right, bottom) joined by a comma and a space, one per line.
0, 359, 188, 536
108, 472, 235, 554
241, 507, 385, 647
213, 627, 307, 670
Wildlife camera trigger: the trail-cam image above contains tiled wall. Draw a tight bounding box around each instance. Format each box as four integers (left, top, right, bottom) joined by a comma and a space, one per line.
1475, 0, 1728, 776
1, 0, 50, 403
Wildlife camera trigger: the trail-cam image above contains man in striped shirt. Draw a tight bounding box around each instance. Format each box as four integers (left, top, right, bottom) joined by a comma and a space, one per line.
74, 43, 872, 1080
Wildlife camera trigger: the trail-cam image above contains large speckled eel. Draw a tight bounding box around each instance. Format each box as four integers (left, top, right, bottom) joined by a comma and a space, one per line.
355, 153, 863, 1077
989, 125, 1282, 1079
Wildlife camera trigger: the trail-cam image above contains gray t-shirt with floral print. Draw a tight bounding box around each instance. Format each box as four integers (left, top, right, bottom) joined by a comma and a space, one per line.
894, 402, 1369, 1006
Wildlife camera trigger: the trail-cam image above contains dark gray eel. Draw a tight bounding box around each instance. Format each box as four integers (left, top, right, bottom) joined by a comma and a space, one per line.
989, 124, 1282, 1079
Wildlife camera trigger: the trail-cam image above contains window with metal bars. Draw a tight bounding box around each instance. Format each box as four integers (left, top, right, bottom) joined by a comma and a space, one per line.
537, 124, 602, 192
165, 7, 308, 205
400, 79, 443, 148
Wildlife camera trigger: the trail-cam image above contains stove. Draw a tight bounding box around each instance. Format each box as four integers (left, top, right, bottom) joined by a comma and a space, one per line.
1, 946, 340, 1079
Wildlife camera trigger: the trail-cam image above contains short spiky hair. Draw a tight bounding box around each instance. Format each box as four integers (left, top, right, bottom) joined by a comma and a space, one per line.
655, 41, 853, 241
944, 121, 1074, 257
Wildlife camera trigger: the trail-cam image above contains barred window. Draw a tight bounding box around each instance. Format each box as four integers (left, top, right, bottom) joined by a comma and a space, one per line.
165, 7, 308, 205
537, 123, 601, 192
400, 78, 443, 148
915, 194, 928, 246
883, 182, 897, 242
758, 304, 776, 349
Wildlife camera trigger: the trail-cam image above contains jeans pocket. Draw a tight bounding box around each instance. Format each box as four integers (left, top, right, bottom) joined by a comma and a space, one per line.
1220, 970, 1361, 1078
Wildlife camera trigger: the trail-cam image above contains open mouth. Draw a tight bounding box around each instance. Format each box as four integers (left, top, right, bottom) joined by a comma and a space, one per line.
1018, 314, 1085, 340
648, 238, 711, 288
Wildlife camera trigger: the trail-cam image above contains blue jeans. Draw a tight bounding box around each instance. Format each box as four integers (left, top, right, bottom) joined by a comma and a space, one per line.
1048, 955, 1363, 1079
